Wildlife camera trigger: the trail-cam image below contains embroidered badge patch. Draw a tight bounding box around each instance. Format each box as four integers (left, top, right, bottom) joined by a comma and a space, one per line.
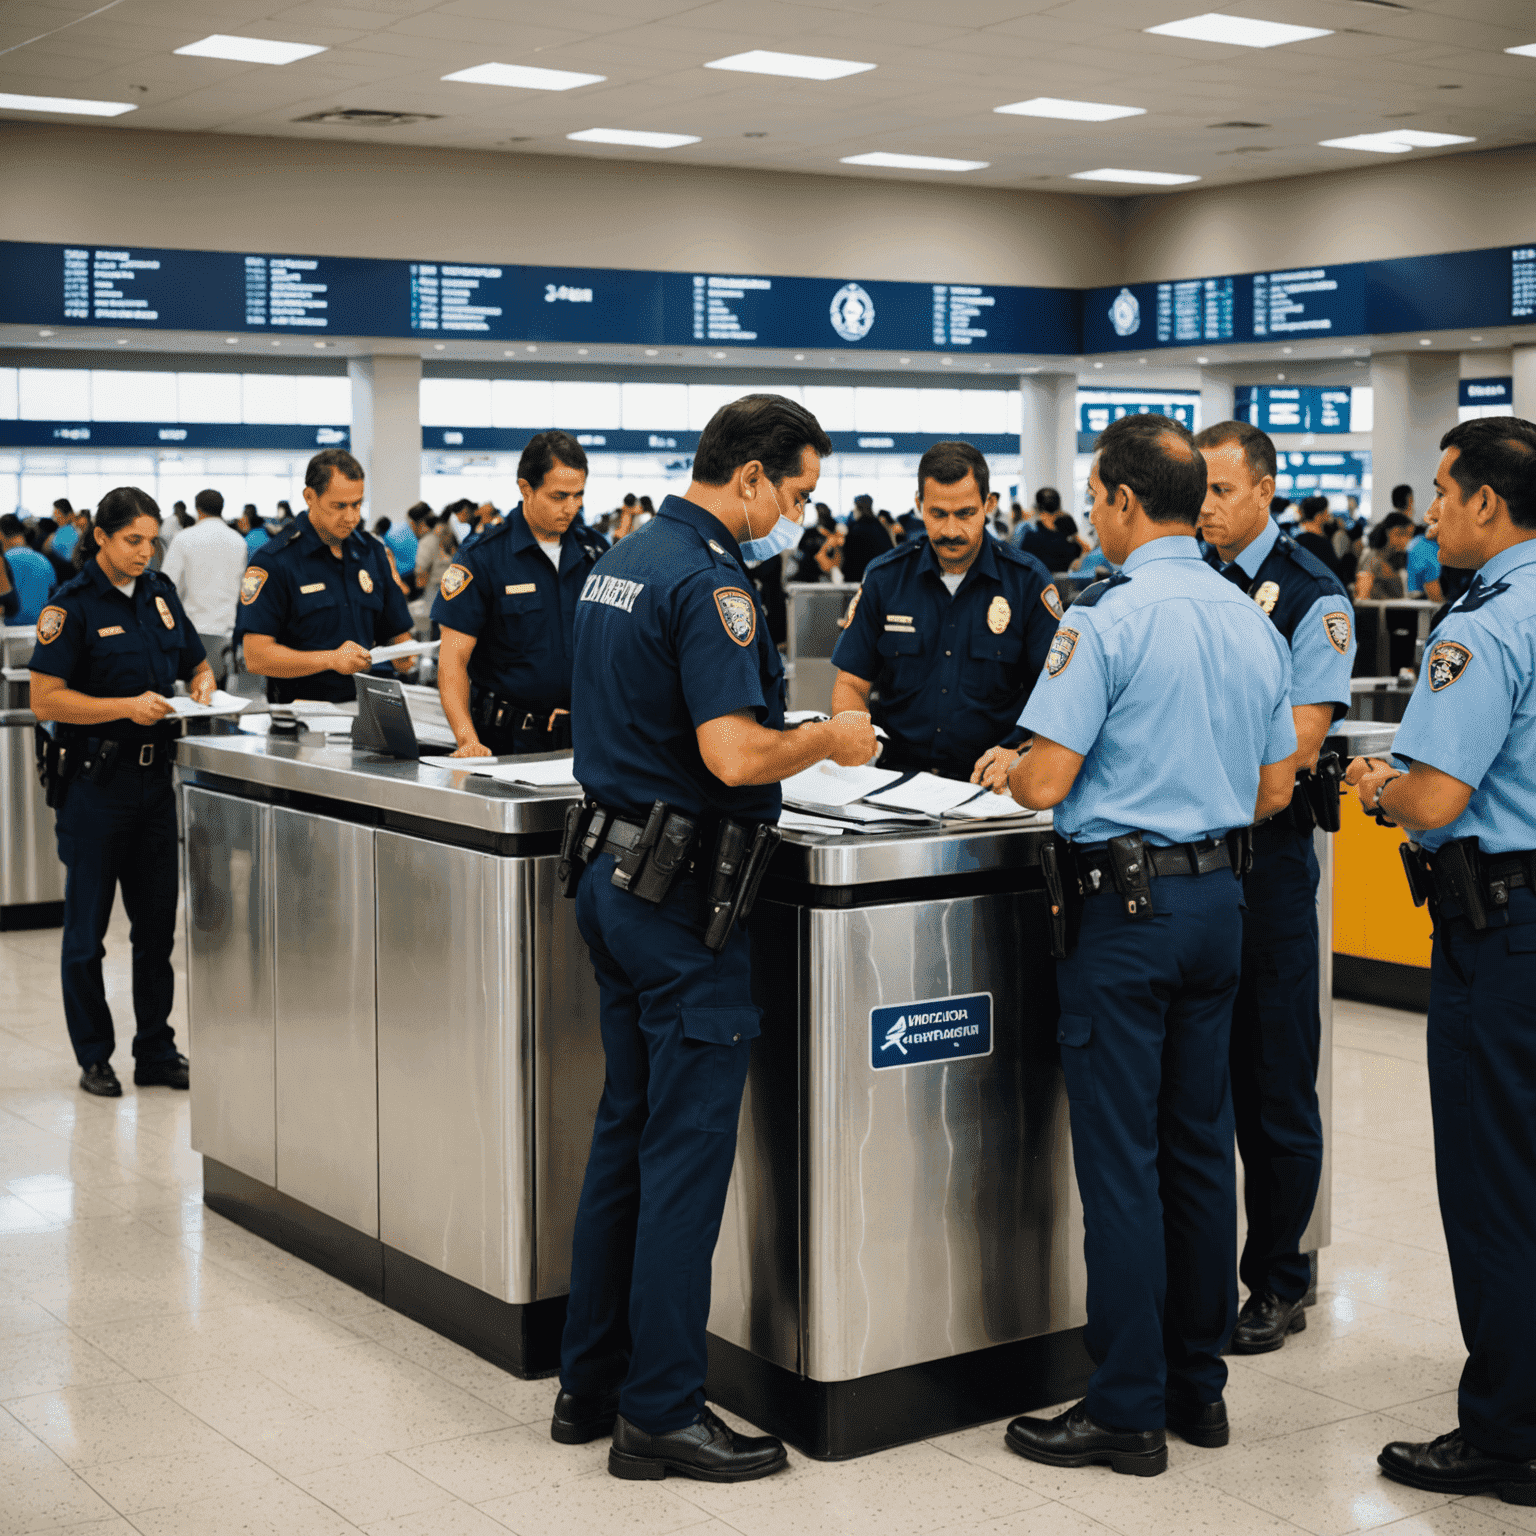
1324, 610, 1352, 655
1253, 580, 1280, 615
155, 595, 175, 629
840, 587, 861, 630
37, 607, 66, 644
358, 568, 374, 595
1046, 626, 1079, 677
1040, 584, 1064, 621
1428, 640, 1472, 691
987, 595, 1012, 634
439, 564, 472, 600
239, 567, 267, 606
714, 587, 757, 646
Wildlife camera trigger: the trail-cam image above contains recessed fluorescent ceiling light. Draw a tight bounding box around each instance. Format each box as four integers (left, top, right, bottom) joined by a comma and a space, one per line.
442, 62, 605, 90
1145, 13, 1333, 47
1071, 167, 1201, 184
841, 152, 988, 171
567, 128, 700, 148
1506, 43, 1536, 57
0, 91, 135, 116
705, 50, 875, 80
1320, 129, 1475, 153
996, 97, 1145, 122
174, 35, 327, 64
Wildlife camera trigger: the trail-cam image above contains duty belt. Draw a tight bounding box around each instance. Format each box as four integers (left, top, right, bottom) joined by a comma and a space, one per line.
1071, 834, 1239, 890
1400, 837, 1536, 931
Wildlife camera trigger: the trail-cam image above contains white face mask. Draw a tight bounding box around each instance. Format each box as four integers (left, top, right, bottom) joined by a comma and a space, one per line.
450, 516, 470, 543
739, 482, 801, 564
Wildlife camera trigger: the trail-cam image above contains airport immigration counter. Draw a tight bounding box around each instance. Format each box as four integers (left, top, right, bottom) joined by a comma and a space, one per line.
179, 732, 1334, 1458
2, 635, 67, 928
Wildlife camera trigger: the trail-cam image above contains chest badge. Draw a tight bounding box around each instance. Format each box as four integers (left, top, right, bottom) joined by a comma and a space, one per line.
1324, 610, 1352, 654
714, 587, 757, 647
1253, 580, 1280, 615
37, 606, 66, 644
239, 567, 267, 606
1046, 626, 1079, 677
987, 595, 1012, 634
708, 540, 727, 555
358, 568, 374, 595
439, 564, 473, 600
155, 595, 175, 629
1427, 640, 1472, 691
1040, 584, 1063, 621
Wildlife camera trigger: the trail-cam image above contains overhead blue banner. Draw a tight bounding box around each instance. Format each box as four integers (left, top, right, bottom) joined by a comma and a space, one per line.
1460, 376, 1513, 407
423, 427, 1021, 457
0, 421, 349, 450
870, 992, 992, 1072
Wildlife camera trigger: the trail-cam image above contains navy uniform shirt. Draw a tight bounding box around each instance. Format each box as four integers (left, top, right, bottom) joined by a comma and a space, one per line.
232, 512, 412, 703
29, 563, 206, 743
429, 503, 605, 713
571, 494, 785, 825
1208, 518, 1356, 720
830, 533, 1059, 779
1021, 535, 1296, 846
1393, 541, 1536, 855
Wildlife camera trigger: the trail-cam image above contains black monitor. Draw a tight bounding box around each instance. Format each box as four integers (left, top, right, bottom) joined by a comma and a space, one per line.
351, 675, 419, 759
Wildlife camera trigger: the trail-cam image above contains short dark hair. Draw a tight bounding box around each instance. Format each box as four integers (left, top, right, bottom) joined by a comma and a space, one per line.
305, 448, 364, 496
1095, 414, 1207, 525
623, 493, 637, 508
1439, 416, 1536, 530
53, 498, 72, 516
78, 486, 160, 569
406, 501, 432, 524
693, 394, 832, 486
518, 429, 588, 491
1055, 512, 1079, 538
1033, 486, 1061, 514
194, 488, 224, 517
1390, 483, 1413, 509
0, 513, 24, 540
1370, 510, 1413, 549
917, 440, 990, 504
1193, 419, 1277, 483
1299, 495, 1330, 521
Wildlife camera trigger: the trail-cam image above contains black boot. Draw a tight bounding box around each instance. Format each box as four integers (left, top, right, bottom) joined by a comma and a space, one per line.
134, 1053, 189, 1089
609, 1406, 787, 1483
1230, 1290, 1306, 1354
1167, 1393, 1229, 1448
1005, 1401, 1167, 1476
1379, 1430, 1536, 1505
79, 1061, 122, 1098
551, 1387, 621, 1445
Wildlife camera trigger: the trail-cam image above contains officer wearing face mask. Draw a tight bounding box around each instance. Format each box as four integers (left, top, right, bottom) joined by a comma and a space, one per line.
552, 394, 877, 1483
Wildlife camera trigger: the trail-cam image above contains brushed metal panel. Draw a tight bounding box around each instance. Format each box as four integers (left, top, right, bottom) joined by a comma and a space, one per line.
1300, 827, 1334, 1255
1, 723, 65, 906
184, 788, 275, 1185
803, 893, 1085, 1383
376, 830, 532, 1300
272, 805, 378, 1234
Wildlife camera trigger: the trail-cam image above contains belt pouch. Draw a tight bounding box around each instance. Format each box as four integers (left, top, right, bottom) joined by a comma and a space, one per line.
1107, 832, 1154, 919
612, 801, 666, 895
703, 821, 749, 952
1429, 837, 1487, 930
558, 800, 597, 898
629, 810, 697, 904
82, 739, 120, 787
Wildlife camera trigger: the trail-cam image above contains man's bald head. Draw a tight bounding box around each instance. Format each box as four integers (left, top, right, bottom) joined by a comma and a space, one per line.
1094, 413, 1208, 526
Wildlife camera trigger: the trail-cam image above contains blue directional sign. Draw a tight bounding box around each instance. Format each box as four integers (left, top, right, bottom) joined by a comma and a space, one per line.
870, 992, 992, 1072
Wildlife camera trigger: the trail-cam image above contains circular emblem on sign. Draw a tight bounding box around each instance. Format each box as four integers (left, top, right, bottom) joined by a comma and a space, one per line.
1109, 287, 1141, 338
358, 568, 374, 594
1253, 580, 1280, 615
829, 282, 876, 343
987, 595, 1012, 634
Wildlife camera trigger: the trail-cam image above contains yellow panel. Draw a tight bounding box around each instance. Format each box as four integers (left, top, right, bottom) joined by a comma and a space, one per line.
1332, 798, 1432, 969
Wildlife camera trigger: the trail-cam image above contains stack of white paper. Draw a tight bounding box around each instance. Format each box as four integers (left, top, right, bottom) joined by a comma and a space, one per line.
861, 773, 986, 816
167, 690, 251, 718
781, 762, 902, 808
944, 792, 1037, 822
468, 759, 580, 788
369, 639, 441, 664
777, 810, 846, 836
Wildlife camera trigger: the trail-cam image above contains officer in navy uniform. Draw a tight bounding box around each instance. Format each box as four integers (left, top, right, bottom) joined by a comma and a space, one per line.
1003, 414, 1296, 1476
1349, 417, 1536, 1507
831, 440, 1059, 788
1194, 421, 1357, 1353
235, 449, 414, 703
552, 395, 876, 1482
431, 431, 605, 757
28, 487, 214, 1098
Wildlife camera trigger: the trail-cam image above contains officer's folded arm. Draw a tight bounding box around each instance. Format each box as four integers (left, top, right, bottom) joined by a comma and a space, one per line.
29, 671, 187, 727
435, 626, 492, 758
1344, 756, 1473, 831
241, 633, 379, 678
697, 708, 878, 788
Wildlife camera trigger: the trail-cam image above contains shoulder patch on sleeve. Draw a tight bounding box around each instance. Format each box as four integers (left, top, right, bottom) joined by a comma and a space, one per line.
239, 567, 267, 606
439, 564, 473, 601
1046, 626, 1079, 677
840, 586, 862, 629
714, 587, 757, 647
1427, 639, 1472, 691
36, 605, 67, 644
1323, 610, 1351, 654
1040, 583, 1064, 621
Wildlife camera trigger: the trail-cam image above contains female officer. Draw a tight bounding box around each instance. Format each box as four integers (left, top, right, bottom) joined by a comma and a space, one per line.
28, 487, 214, 1098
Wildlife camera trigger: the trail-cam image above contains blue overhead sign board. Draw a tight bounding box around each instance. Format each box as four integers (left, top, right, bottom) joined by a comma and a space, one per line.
424, 427, 1021, 458
0, 420, 349, 451
1460, 376, 1513, 407
1235, 385, 1355, 434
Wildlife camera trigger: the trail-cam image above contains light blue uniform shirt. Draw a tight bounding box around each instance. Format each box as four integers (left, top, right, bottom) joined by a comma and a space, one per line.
1392, 541, 1536, 855
1405, 534, 1440, 596
1021, 535, 1296, 846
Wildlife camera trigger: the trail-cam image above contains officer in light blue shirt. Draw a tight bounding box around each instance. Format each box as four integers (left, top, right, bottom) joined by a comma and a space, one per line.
1350, 418, 1536, 1505
1001, 413, 1296, 1479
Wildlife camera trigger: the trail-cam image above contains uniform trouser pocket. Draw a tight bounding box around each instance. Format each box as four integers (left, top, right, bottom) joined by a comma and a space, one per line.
1057, 1012, 1095, 1106
679, 1007, 761, 1132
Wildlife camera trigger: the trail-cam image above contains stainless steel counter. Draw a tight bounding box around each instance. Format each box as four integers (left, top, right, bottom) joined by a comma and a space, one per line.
0, 697, 66, 927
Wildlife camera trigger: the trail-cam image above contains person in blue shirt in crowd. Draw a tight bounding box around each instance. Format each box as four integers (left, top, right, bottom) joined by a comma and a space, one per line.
554, 394, 876, 1483
234, 449, 415, 703
831, 439, 1060, 788
1002, 412, 1296, 1477
28, 487, 215, 1099
0, 514, 57, 625
1406, 520, 1443, 601
238, 504, 269, 558
377, 510, 420, 591
1348, 416, 1536, 1509
48, 500, 81, 563
431, 431, 607, 756
1195, 420, 1356, 1354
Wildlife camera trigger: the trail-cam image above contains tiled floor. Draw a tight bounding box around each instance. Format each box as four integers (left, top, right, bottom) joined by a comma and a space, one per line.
0, 905, 1510, 1536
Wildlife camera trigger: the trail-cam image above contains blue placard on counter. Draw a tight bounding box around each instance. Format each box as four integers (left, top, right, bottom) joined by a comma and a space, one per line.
870, 992, 992, 1071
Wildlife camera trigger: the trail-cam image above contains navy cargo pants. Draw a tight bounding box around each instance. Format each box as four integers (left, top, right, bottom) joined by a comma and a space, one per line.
1056, 866, 1243, 1431
561, 852, 761, 1435
1232, 823, 1324, 1304
1428, 886, 1536, 1461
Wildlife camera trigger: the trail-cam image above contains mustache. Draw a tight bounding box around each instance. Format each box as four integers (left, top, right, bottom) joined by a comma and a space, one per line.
934, 537, 969, 548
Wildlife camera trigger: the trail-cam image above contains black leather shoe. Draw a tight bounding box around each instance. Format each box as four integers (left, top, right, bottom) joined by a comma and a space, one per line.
1379, 1429, 1536, 1506
1005, 1401, 1167, 1476
134, 1053, 189, 1089
79, 1062, 122, 1098
1230, 1291, 1307, 1354
551, 1387, 621, 1445
609, 1406, 788, 1483
1167, 1394, 1229, 1448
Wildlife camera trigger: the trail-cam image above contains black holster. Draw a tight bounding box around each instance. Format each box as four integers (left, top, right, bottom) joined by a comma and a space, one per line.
1425, 837, 1488, 931
1299, 752, 1344, 834
1107, 832, 1154, 920
557, 799, 610, 898
1039, 835, 1075, 961
702, 820, 783, 953
610, 800, 697, 906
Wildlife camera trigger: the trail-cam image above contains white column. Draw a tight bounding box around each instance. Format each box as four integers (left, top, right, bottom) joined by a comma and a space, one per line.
1513, 344, 1536, 423
1019, 372, 1077, 506
1199, 373, 1233, 433
348, 355, 422, 520
1368, 352, 1459, 520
